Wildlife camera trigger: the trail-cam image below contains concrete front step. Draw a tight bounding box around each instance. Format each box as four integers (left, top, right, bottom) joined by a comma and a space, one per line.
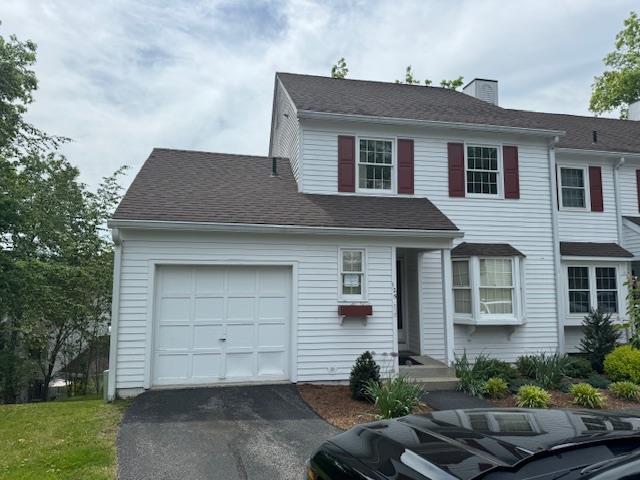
399, 365, 457, 378
412, 377, 460, 391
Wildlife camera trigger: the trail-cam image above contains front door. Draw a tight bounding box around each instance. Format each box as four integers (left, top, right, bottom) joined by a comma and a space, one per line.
396, 259, 406, 347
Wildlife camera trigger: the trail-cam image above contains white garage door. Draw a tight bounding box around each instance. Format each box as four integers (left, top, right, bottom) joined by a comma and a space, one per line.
152, 265, 291, 386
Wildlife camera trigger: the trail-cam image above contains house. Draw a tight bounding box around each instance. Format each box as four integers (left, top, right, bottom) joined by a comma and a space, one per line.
106, 73, 640, 400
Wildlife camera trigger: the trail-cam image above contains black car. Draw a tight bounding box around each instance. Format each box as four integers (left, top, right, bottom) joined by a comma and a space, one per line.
306, 408, 640, 480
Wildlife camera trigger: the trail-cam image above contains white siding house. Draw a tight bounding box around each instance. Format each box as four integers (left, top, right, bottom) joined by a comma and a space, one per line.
107, 72, 640, 399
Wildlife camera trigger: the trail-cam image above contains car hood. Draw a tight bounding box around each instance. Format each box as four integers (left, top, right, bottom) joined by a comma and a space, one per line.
325, 408, 640, 480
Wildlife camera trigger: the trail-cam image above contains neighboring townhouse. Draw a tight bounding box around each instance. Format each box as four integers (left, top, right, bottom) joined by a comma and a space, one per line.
107, 73, 640, 399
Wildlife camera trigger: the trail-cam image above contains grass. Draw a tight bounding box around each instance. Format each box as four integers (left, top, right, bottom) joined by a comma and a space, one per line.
0, 396, 127, 480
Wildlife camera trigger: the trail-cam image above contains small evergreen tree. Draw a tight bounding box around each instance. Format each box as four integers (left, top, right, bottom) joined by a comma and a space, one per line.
349, 351, 380, 401
579, 309, 619, 372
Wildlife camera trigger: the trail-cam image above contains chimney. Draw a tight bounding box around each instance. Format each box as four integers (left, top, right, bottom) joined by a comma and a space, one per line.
630, 100, 640, 121
463, 78, 499, 105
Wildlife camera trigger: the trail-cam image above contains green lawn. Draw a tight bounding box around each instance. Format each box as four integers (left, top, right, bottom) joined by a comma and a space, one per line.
0, 397, 126, 480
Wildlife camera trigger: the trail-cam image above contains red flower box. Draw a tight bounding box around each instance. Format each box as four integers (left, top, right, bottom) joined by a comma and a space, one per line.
338, 305, 373, 317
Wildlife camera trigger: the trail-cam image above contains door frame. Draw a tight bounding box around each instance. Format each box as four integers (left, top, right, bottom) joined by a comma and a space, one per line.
396, 257, 409, 350
145, 259, 298, 389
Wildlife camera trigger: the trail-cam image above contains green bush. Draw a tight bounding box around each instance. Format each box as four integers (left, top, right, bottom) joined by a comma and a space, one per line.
516, 385, 551, 408
569, 383, 605, 409
349, 351, 380, 401
586, 373, 611, 389
508, 377, 535, 394
516, 355, 537, 378
564, 356, 594, 379
484, 377, 509, 399
604, 345, 640, 383
609, 381, 640, 401
579, 309, 619, 372
472, 356, 518, 382
454, 352, 486, 398
365, 376, 423, 419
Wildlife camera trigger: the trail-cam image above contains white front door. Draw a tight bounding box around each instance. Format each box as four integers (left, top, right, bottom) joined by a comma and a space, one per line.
152, 265, 291, 386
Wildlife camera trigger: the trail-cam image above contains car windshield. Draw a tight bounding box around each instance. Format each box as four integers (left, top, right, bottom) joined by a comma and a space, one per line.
477, 440, 640, 480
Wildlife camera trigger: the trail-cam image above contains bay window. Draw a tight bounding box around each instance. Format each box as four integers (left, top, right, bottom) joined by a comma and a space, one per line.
567, 265, 619, 314
453, 256, 523, 323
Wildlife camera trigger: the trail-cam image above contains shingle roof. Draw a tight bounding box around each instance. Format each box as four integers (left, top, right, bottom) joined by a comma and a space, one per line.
451, 242, 525, 257
560, 242, 633, 258
277, 73, 640, 154
112, 148, 458, 232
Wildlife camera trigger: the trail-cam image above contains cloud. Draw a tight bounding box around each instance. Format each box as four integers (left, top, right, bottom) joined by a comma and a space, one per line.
1, 0, 636, 189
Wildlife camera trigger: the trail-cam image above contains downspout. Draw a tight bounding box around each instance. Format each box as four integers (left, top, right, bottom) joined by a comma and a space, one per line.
107, 228, 122, 402
548, 137, 565, 353
613, 157, 626, 245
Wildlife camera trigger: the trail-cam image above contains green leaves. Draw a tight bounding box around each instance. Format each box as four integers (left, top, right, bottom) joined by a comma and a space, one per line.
331, 57, 348, 79
590, 11, 640, 118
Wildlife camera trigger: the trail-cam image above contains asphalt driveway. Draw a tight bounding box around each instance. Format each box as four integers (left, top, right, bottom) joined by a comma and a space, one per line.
117, 384, 340, 480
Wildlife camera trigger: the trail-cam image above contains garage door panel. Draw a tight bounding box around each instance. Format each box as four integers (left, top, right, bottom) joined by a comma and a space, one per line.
257, 352, 286, 376
153, 265, 290, 386
155, 354, 189, 382
226, 297, 255, 321
192, 353, 222, 379
159, 297, 191, 322
194, 297, 224, 321
192, 324, 224, 349
258, 323, 286, 347
157, 325, 191, 350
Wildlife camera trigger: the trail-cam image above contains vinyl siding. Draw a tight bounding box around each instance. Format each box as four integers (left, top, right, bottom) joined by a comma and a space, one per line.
556, 157, 618, 242
623, 223, 640, 257
299, 120, 559, 362
618, 163, 639, 217
114, 230, 400, 390
270, 81, 301, 185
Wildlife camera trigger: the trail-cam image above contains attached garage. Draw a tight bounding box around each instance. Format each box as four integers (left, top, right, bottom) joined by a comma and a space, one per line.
152, 265, 292, 386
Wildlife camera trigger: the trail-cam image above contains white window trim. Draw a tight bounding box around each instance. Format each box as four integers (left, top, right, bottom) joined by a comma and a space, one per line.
565, 264, 621, 317
558, 165, 590, 211
453, 256, 524, 324
355, 136, 396, 195
464, 143, 503, 199
338, 247, 367, 302
452, 259, 473, 319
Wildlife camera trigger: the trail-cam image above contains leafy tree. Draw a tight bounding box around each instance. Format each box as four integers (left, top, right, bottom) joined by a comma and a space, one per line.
331, 57, 348, 79
440, 76, 464, 90
590, 11, 640, 119
395, 65, 463, 89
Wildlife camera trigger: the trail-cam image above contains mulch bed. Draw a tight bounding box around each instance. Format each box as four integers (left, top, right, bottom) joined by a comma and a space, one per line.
489, 389, 640, 410
298, 384, 431, 430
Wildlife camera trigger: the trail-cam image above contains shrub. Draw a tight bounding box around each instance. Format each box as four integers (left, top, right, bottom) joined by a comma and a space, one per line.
365, 376, 423, 419
472, 356, 518, 382
604, 345, 640, 384
349, 351, 380, 401
508, 377, 535, 394
454, 351, 486, 398
484, 377, 509, 399
516, 385, 551, 408
564, 356, 594, 379
569, 383, 605, 409
609, 381, 640, 401
579, 309, 620, 372
586, 373, 611, 389
516, 355, 537, 379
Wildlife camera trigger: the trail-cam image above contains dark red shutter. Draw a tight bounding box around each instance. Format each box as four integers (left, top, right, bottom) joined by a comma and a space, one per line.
397, 139, 414, 194
636, 170, 640, 212
338, 136, 355, 192
448, 142, 465, 197
589, 166, 603, 212
503, 146, 520, 199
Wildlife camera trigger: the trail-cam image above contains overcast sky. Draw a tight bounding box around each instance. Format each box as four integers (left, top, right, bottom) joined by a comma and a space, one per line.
2, 0, 637, 189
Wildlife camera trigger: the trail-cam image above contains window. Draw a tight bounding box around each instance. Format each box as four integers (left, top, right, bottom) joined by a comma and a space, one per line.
466, 146, 499, 195
560, 167, 586, 208
358, 139, 393, 190
479, 259, 513, 314
340, 249, 365, 299
596, 267, 617, 313
568, 266, 590, 313
453, 260, 471, 314
567, 266, 619, 315
452, 256, 523, 322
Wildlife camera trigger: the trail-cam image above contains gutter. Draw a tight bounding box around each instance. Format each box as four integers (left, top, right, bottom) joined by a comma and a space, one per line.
557, 148, 640, 158
298, 110, 565, 138
107, 219, 465, 239
548, 136, 565, 353
613, 157, 626, 245
107, 228, 122, 402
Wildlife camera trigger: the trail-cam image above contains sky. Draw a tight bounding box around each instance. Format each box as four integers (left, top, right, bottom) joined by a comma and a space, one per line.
1, 0, 637, 190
